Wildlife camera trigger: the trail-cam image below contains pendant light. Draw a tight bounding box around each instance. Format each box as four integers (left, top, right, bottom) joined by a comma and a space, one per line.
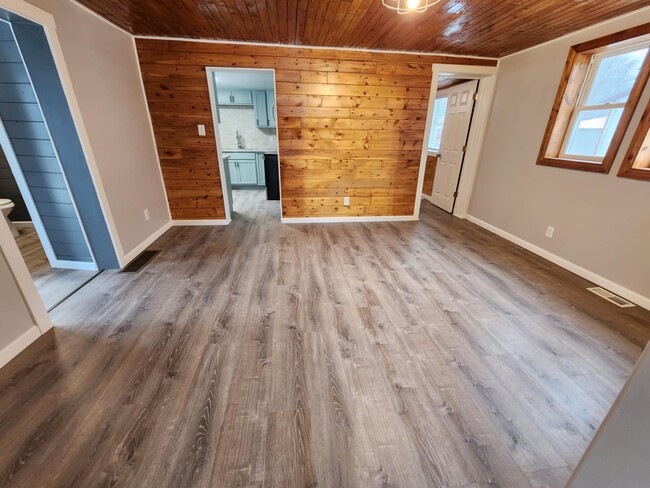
382, 0, 441, 14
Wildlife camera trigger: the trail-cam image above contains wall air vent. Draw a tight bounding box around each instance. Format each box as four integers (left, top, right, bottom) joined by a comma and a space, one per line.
587, 287, 636, 308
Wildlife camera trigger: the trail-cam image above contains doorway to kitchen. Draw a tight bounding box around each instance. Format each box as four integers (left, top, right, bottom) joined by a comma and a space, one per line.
206, 68, 281, 222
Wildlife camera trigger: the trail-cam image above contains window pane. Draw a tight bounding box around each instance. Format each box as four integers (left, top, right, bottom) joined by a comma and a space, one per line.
565, 108, 624, 158
585, 47, 648, 105
428, 97, 448, 151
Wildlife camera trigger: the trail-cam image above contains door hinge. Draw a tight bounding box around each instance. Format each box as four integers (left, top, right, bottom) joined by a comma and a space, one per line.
453, 191, 459, 198
462, 145, 468, 152
473, 93, 479, 101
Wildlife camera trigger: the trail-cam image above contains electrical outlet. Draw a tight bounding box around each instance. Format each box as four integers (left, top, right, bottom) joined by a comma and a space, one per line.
197, 124, 206, 136
343, 196, 350, 206
144, 208, 150, 221
545, 225, 555, 238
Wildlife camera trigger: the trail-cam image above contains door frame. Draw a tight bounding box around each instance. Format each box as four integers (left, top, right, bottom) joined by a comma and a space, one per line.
205, 66, 282, 223
0, 115, 97, 270
0, 0, 124, 263
415, 64, 498, 219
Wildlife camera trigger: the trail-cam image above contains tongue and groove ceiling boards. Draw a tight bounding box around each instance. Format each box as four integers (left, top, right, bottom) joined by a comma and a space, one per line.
76, 0, 649, 57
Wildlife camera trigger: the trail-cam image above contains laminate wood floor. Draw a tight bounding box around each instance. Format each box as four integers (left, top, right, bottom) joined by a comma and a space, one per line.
1, 189, 648, 488
14, 224, 99, 311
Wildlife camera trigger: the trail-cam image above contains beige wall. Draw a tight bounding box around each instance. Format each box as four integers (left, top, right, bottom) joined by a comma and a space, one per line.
470, 9, 650, 303
567, 344, 650, 487
25, 0, 170, 258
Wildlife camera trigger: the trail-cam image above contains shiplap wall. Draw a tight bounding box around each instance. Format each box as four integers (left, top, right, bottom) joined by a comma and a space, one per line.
0, 21, 91, 262
0, 144, 28, 220
136, 39, 496, 219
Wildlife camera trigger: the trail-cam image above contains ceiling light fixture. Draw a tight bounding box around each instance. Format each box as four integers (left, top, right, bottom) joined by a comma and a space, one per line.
382, 0, 441, 14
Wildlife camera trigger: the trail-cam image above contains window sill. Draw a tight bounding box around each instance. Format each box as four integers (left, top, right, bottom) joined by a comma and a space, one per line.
618, 166, 650, 181
537, 157, 610, 173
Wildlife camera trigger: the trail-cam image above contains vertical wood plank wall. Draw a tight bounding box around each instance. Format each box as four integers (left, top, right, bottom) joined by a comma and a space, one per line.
136, 40, 496, 219
423, 155, 438, 196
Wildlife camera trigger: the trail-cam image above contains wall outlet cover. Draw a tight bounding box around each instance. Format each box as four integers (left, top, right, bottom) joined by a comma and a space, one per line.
545, 226, 555, 238
343, 196, 350, 206
144, 208, 150, 221
197, 124, 206, 136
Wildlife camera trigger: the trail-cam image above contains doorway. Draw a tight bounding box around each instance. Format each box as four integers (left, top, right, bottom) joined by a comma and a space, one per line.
423, 78, 478, 213
206, 68, 281, 222
0, 11, 117, 310
415, 64, 498, 220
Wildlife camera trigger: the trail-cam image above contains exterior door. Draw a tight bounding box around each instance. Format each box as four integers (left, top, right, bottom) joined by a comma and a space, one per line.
430, 80, 478, 213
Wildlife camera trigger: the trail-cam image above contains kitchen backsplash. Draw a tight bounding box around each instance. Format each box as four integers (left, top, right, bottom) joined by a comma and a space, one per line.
219, 106, 278, 151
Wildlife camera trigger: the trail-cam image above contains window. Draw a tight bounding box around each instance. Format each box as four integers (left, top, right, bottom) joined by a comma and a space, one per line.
538, 25, 650, 173
618, 97, 650, 181
428, 96, 448, 153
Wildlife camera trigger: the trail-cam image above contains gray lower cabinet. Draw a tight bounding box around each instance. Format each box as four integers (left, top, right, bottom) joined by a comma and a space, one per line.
225, 152, 267, 187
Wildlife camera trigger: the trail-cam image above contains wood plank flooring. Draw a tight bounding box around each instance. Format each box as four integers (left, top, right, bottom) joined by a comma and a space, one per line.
0, 189, 648, 488
14, 224, 98, 311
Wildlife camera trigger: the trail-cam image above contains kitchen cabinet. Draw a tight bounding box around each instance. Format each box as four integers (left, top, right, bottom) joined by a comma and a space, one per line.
253, 91, 269, 128
256, 154, 266, 186
266, 90, 276, 128
217, 90, 254, 106
224, 152, 266, 187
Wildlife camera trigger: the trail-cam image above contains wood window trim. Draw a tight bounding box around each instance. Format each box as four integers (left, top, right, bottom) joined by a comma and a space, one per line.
537, 23, 650, 174
618, 97, 650, 181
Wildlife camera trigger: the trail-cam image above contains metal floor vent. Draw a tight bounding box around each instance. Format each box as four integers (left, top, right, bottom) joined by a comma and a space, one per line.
122, 250, 159, 273
587, 287, 636, 308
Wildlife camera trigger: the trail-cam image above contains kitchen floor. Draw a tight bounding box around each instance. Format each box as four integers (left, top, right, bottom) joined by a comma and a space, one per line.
231, 188, 280, 221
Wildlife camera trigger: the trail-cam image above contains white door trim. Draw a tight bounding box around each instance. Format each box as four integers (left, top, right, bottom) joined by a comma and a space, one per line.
0, 215, 51, 334
205, 66, 282, 223
414, 63, 499, 220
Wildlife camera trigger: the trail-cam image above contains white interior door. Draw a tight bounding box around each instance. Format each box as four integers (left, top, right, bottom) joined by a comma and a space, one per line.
430, 80, 478, 213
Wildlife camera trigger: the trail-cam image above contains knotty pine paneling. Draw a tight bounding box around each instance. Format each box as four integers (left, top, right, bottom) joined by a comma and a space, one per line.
82, 0, 650, 58
137, 39, 496, 219
423, 155, 438, 196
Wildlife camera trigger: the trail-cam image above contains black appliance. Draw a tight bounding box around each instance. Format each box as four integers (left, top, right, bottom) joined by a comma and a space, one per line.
264, 153, 280, 201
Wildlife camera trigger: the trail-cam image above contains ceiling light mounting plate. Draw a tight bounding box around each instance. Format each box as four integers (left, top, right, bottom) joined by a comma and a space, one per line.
382, 0, 441, 14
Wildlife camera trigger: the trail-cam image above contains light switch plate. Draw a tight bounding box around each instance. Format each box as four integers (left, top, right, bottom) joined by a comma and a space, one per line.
197, 124, 206, 136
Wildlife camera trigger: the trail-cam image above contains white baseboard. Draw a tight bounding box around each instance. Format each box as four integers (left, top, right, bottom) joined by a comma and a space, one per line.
421, 194, 434, 203
121, 220, 173, 266
172, 219, 231, 226
281, 215, 419, 224
0, 326, 41, 370
53, 260, 98, 271
466, 215, 650, 311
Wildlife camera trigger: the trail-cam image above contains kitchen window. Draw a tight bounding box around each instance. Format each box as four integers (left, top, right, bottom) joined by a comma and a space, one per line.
537, 26, 650, 173
428, 96, 448, 153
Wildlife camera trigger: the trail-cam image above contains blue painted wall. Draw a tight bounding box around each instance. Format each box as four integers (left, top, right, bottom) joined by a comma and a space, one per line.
0, 21, 92, 263
11, 19, 120, 269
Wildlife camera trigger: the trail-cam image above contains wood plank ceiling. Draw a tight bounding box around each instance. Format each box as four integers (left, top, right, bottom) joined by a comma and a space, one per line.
76, 0, 650, 57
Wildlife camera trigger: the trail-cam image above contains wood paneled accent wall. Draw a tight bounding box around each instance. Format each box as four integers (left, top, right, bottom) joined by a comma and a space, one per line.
423, 155, 438, 196
136, 40, 496, 219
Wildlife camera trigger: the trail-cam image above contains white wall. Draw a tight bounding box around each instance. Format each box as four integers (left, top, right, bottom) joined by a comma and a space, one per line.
0, 250, 38, 366
469, 8, 650, 305
219, 107, 278, 151
24, 0, 170, 260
